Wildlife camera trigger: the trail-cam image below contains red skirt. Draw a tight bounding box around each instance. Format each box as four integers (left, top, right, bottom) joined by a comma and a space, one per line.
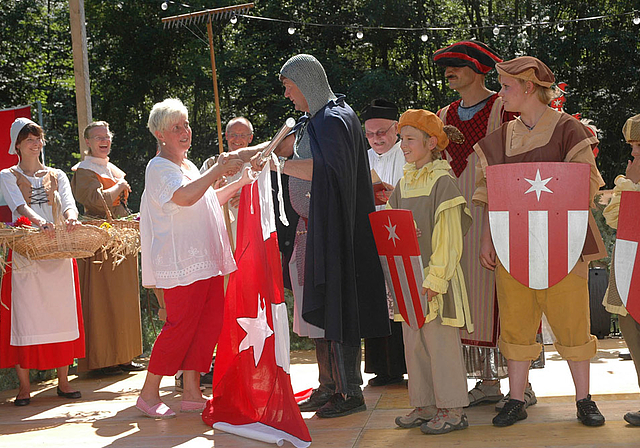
0, 252, 85, 370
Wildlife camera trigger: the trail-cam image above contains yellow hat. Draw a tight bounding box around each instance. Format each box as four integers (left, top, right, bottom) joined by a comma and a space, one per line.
622, 114, 640, 142
495, 56, 555, 88
398, 109, 449, 150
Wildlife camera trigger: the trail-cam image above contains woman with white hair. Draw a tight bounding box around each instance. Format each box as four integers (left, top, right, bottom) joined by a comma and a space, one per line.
137, 98, 250, 418
0, 118, 84, 406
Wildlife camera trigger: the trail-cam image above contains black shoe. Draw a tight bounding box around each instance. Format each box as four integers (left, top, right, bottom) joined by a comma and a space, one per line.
492, 399, 527, 427
315, 393, 366, 418
624, 410, 640, 426
14, 397, 30, 406
56, 386, 82, 399
95, 365, 124, 376
298, 388, 333, 412
119, 361, 145, 372
367, 375, 405, 387
200, 370, 213, 387
576, 395, 605, 426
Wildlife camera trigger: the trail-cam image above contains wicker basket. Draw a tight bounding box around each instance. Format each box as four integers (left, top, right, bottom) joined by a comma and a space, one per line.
7, 191, 110, 260
10, 224, 110, 260
82, 217, 139, 230
81, 190, 139, 230
78, 190, 140, 268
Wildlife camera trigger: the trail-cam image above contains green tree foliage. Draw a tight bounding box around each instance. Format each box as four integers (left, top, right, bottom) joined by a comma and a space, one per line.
0, 0, 639, 211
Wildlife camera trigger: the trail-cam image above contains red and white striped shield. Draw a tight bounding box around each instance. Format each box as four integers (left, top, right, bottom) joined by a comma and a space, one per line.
486, 162, 590, 290
614, 190, 640, 322
369, 209, 427, 330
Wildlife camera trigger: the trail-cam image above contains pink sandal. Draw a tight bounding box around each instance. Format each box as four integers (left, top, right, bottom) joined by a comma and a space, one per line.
180, 400, 207, 413
136, 397, 176, 419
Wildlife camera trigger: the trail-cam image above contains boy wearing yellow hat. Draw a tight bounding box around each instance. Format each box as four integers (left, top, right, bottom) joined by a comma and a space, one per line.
602, 113, 640, 426
389, 109, 473, 434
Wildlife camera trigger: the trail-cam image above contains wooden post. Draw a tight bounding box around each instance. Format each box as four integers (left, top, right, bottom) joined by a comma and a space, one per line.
69, 0, 92, 159
206, 18, 234, 252
206, 19, 225, 156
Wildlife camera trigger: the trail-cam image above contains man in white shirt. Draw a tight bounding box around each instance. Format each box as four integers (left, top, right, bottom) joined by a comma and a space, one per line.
361, 99, 407, 387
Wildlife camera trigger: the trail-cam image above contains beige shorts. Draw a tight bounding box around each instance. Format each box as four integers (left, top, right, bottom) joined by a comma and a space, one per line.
495, 263, 597, 362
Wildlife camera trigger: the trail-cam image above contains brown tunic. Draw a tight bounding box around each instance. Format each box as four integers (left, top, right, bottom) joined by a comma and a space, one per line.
71, 167, 142, 370
473, 108, 607, 276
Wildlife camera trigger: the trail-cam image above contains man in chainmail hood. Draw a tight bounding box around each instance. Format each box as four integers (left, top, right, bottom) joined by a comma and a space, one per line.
277, 54, 390, 418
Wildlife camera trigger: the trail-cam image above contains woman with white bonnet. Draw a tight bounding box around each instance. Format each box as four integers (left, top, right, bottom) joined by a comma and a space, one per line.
0, 117, 84, 406
137, 98, 250, 418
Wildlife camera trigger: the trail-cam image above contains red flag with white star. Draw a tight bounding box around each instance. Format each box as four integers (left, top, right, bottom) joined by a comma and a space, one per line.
202, 168, 311, 448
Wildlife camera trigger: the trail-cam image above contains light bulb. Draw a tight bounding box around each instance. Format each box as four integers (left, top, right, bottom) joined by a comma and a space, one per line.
633, 14, 640, 25
230, 14, 237, 24
161, 1, 168, 10
420, 33, 428, 42
356, 30, 364, 39
288, 26, 296, 35
493, 26, 500, 36
557, 23, 565, 32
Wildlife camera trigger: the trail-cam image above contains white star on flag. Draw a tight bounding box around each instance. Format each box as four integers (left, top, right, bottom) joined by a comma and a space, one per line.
384, 216, 400, 247
524, 169, 553, 201
237, 294, 274, 367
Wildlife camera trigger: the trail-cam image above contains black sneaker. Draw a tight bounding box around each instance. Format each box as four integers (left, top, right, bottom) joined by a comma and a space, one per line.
298, 388, 333, 412
368, 375, 405, 387
624, 410, 640, 426
315, 393, 366, 418
492, 399, 527, 427
576, 395, 605, 426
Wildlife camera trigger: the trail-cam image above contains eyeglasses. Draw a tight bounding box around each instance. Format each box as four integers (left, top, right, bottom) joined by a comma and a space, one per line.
365, 122, 396, 139
91, 135, 112, 142
226, 133, 253, 139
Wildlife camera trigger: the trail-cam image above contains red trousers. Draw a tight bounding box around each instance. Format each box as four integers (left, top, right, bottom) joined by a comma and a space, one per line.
148, 276, 224, 376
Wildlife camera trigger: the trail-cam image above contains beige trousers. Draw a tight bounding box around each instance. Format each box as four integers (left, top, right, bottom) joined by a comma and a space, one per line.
402, 316, 469, 409
619, 313, 640, 389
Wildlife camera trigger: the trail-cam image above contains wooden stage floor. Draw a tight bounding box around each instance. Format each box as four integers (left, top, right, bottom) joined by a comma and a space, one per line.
1, 338, 640, 447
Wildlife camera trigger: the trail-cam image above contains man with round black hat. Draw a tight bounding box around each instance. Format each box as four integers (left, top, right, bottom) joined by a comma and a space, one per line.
361, 99, 407, 387
433, 40, 539, 412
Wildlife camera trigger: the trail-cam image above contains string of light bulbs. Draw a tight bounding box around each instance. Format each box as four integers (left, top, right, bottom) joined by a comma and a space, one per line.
159, 2, 640, 41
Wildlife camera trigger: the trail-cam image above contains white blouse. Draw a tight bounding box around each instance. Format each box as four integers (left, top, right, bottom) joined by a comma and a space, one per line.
0, 166, 79, 346
367, 141, 406, 211
140, 157, 236, 289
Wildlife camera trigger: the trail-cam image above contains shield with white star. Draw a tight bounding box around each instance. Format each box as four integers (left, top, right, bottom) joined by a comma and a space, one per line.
486, 162, 590, 289
614, 190, 640, 322
369, 209, 427, 330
